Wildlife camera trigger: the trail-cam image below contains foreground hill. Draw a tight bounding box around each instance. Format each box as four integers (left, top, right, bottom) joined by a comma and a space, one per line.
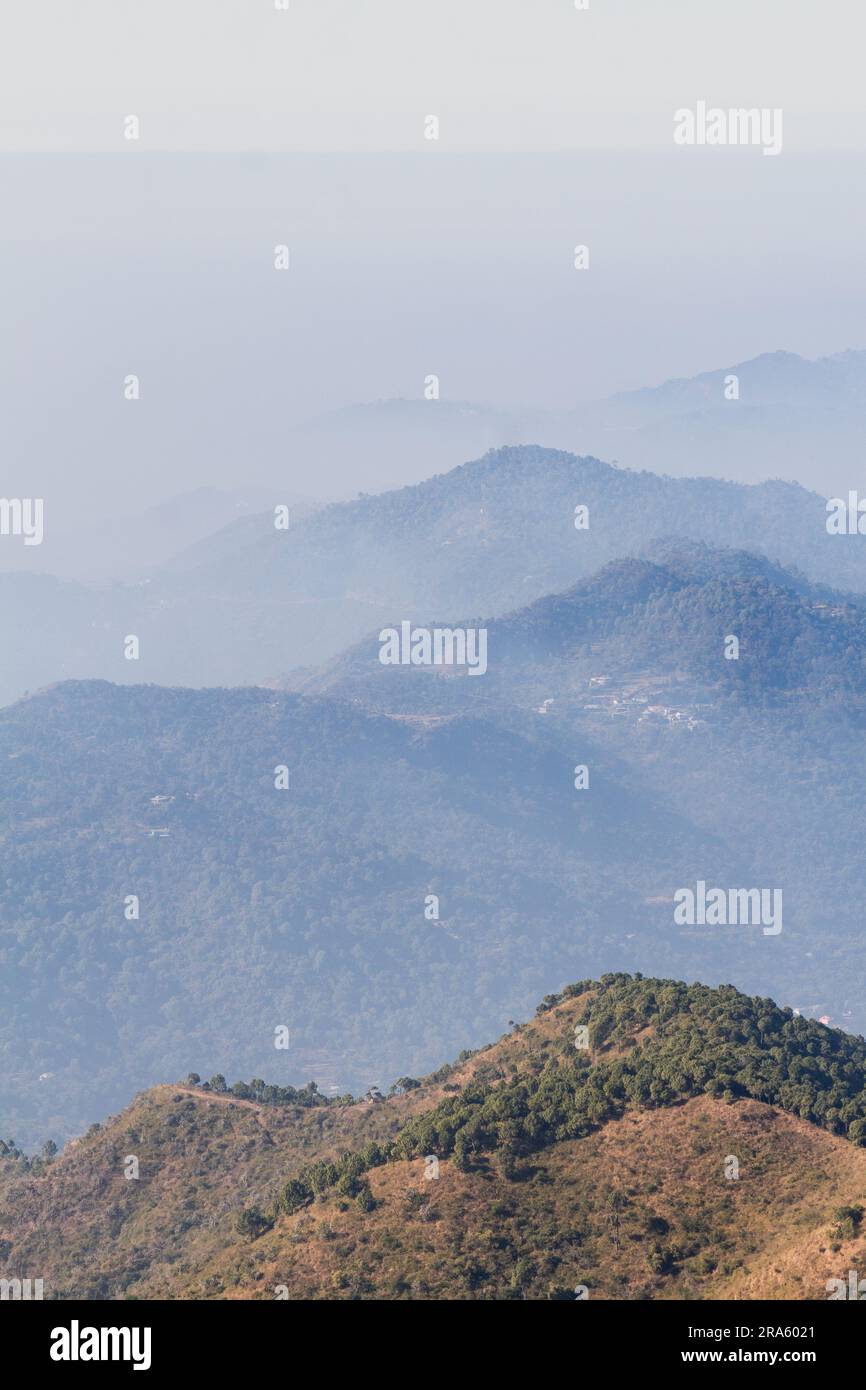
2, 445, 865, 709
3, 976, 866, 1301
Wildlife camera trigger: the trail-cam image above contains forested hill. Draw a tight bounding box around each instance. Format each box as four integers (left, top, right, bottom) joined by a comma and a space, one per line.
3, 976, 866, 1301
3, 444, 866, 708
182, 445, 866, 611
295, 544, 866, 709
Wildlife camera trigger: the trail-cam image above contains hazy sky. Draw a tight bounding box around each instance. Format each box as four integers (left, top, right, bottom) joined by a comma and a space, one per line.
2, 0, 865, 153
2, 2, 866, 531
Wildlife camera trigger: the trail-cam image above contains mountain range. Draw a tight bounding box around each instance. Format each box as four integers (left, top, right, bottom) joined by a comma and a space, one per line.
4, 535, 866, 1146
291, 348, 866, 498
3, 438, 866, 710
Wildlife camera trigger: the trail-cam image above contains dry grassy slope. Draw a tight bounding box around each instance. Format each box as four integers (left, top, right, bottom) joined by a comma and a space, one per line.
2, 990, 865, 1300
211, 1096, 866, 1302
0, 994, 583, 1299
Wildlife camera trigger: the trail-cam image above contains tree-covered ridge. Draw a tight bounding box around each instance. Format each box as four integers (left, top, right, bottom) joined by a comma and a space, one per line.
181, 1074, 354, 1107
311, 545, 866, 708
3, 444, 866, 712
399, 975, 866, 1154
278, 975, 866, 1216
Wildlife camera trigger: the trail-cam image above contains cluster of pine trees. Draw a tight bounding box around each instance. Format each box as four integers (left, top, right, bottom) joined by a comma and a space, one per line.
270, 974, 866, 1218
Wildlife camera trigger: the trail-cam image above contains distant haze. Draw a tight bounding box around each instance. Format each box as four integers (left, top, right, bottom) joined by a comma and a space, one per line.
3, 1, 866, 536
3, 150, 866, 536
